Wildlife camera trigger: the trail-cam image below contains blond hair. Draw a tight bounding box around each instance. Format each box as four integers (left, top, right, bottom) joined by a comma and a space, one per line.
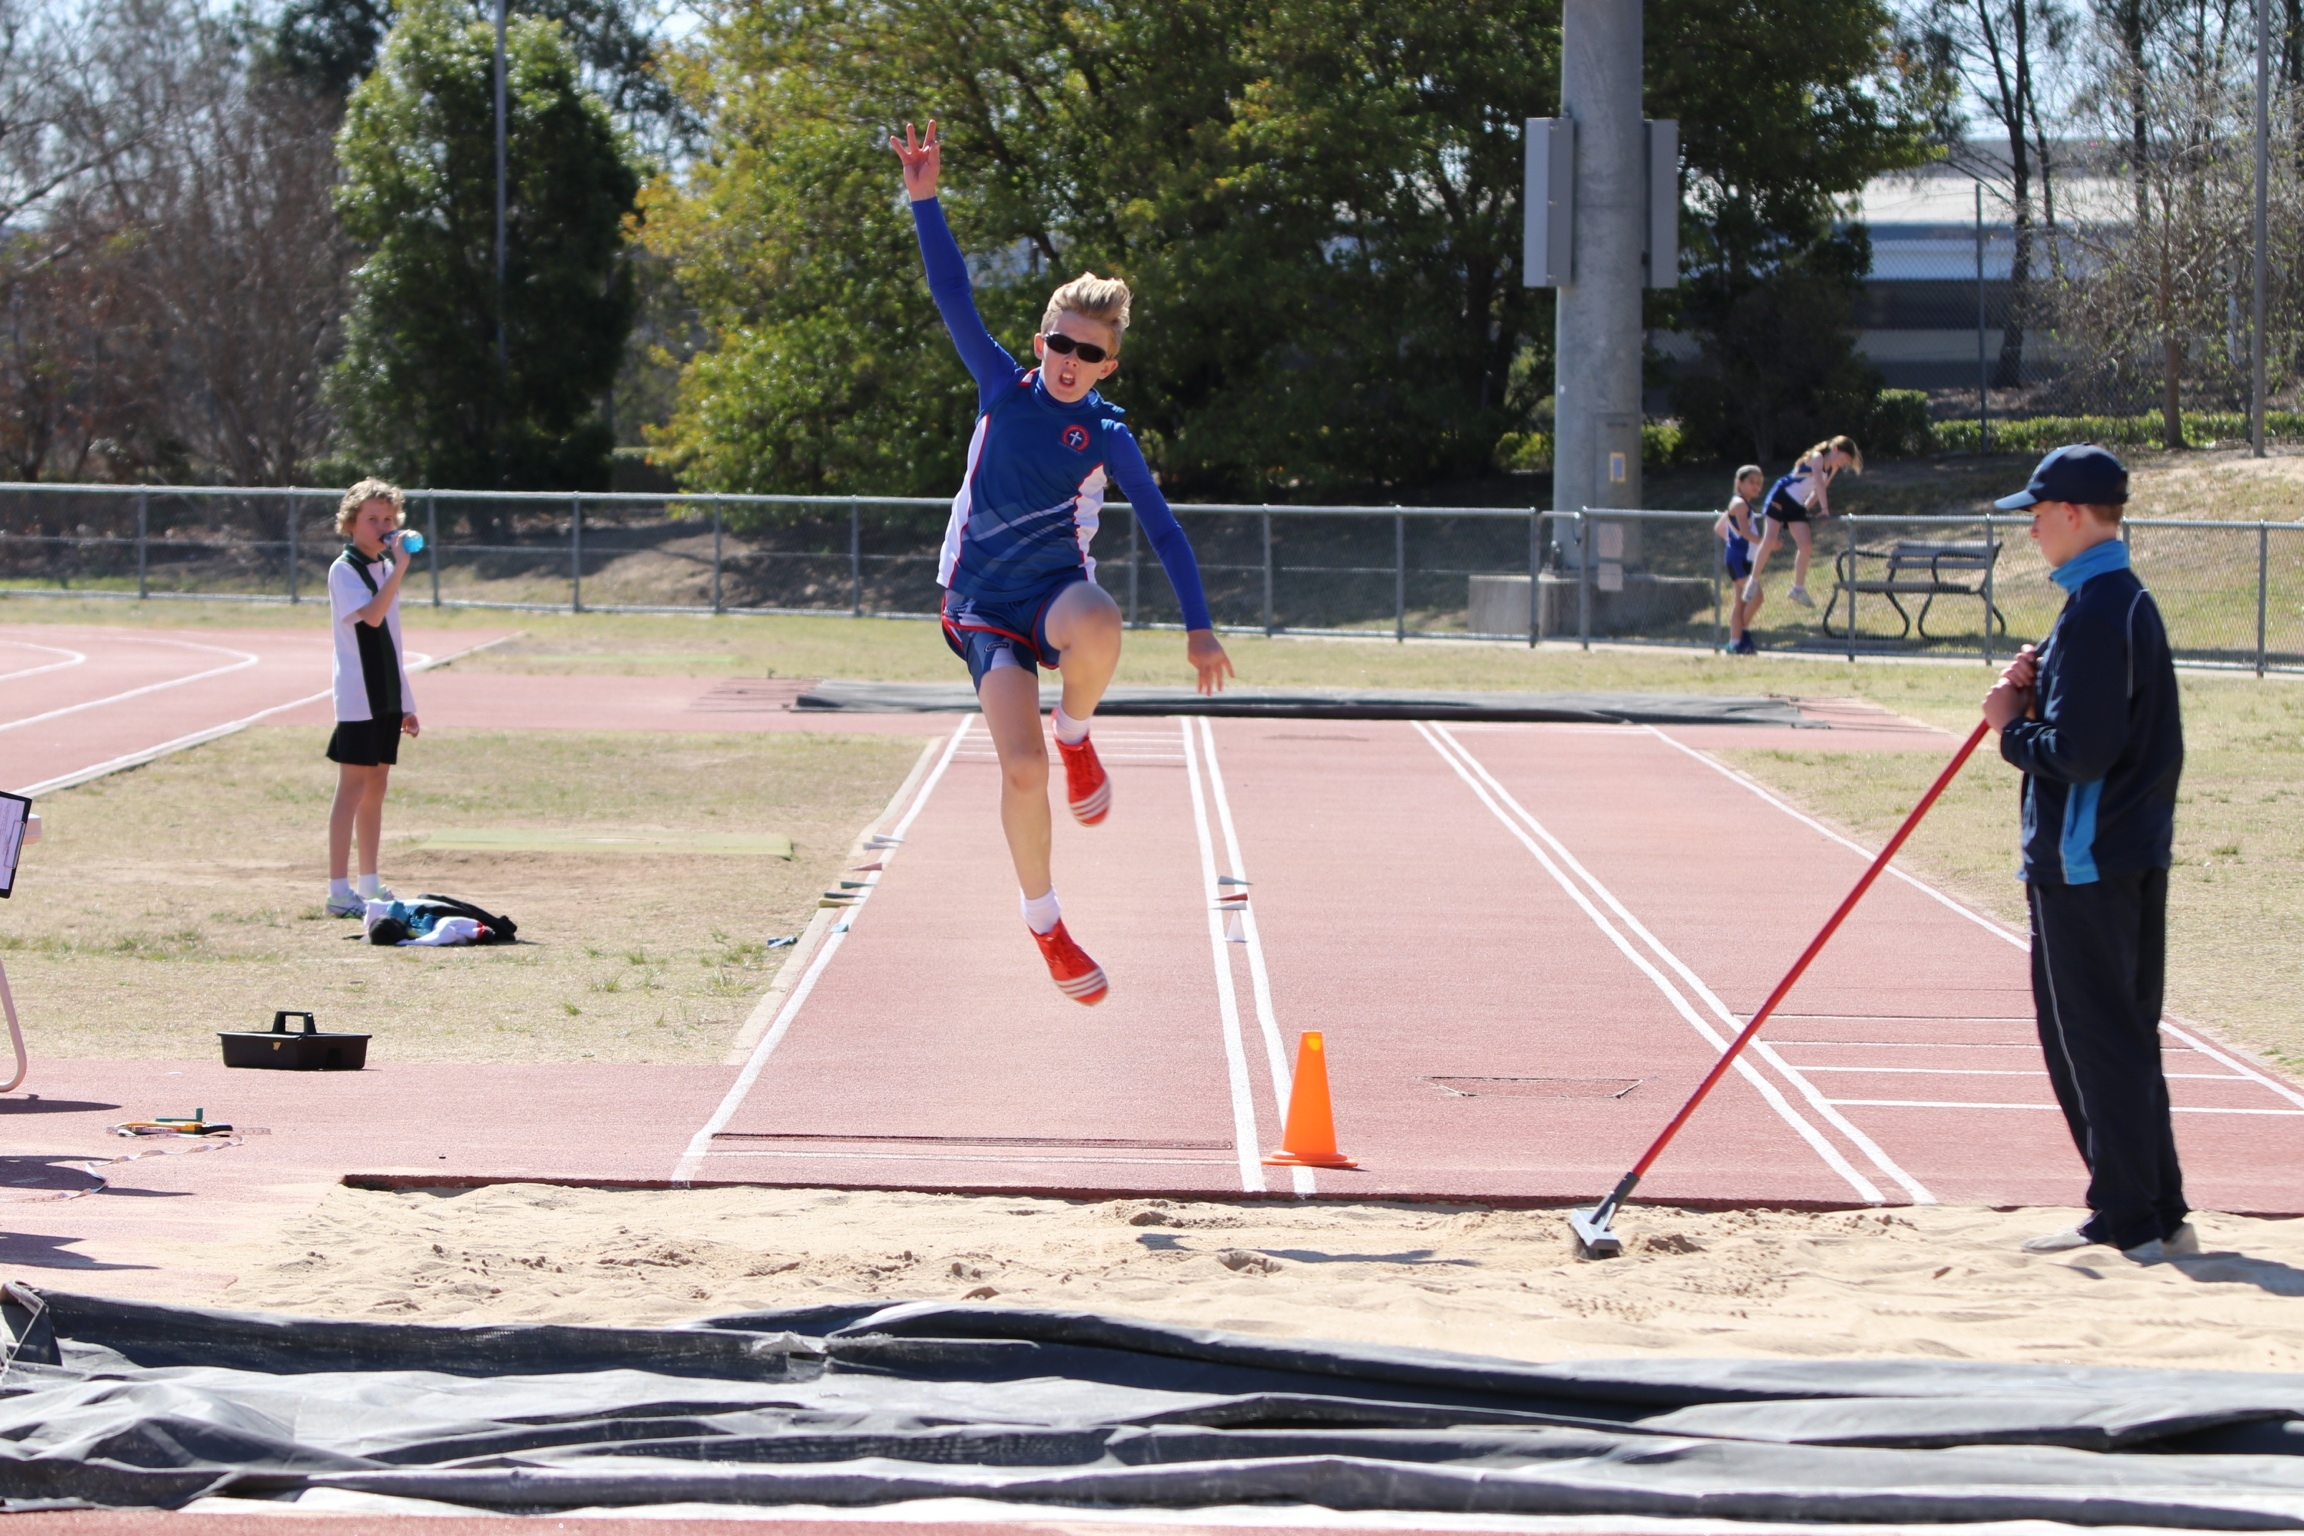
1804, 435, 1864, 474
337, 478, 405, 534
1040, 272, 1132, 346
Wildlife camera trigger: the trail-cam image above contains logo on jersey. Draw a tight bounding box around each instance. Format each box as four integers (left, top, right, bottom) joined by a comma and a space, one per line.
1060, 423, 1090, 453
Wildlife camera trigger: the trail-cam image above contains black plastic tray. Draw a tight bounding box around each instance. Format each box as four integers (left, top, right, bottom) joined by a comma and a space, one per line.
219, 1011, 369, 1071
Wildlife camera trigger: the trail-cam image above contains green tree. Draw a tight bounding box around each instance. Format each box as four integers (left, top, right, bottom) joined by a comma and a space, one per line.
331, 0, 640, 489
647, 0, 1942, 497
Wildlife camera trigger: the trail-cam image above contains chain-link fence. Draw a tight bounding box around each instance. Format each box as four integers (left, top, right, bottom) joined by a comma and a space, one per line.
0, 484, 2294, 673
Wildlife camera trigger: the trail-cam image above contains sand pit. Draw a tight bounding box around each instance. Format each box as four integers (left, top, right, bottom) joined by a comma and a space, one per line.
231, 1184, 2304, 1370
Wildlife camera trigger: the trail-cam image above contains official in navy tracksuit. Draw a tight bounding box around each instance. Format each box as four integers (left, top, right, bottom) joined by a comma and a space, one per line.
1981, 445, 2193, 1261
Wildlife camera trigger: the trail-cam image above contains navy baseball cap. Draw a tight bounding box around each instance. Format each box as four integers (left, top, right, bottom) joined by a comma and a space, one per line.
1995, 444, 2129, 509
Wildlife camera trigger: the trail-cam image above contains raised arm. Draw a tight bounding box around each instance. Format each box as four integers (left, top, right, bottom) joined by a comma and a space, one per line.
1105, 423, 1231, 692
892, 121, 1017, 403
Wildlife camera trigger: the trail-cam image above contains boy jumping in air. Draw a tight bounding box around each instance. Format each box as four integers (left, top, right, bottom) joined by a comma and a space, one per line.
1981, 444, 2193, 1262
892, 121, 1232, 1006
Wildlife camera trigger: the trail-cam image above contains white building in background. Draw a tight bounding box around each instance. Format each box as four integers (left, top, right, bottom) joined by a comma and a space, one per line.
1849, 145, 2122, 392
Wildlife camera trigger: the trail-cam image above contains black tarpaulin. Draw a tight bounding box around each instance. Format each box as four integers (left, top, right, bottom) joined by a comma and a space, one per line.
5, 1286, 2304, 1525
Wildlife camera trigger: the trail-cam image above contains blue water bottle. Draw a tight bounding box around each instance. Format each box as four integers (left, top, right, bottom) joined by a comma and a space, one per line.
398, 530, 425, 555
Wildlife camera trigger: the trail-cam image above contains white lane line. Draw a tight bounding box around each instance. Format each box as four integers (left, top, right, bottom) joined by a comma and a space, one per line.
1829, 1098, 2304, 1116
0, 641, 87, 684
670, 716, 972, 1185
1646, 724, 2304, 1114
1788, 1064, 2247, 1080
0, 637, 259, 735
1181, 716, 1266, 1194
1197, 716, 1312, 1196
1427, 723, 1931, 1205
700, 1150, 1234, 1168
2157, 1020, 2304, 1111
1412, 721, 1886, 1205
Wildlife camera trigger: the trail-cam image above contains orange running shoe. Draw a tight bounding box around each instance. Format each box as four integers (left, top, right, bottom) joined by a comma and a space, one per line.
1054, 716, 1111, 825
1032, 920, 1109, 1005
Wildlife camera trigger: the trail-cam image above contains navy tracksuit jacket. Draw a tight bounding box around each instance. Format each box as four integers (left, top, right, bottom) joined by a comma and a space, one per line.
1997, 537, 2186, 1249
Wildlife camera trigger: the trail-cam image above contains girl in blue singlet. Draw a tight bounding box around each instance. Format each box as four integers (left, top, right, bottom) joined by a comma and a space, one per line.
1748, 434, 1862, 612
892, 121, 1233, 1008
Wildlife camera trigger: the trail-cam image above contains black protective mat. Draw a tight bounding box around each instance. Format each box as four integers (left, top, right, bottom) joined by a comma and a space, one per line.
797, 680, 1814, 726
6, 1286, 2304, 1523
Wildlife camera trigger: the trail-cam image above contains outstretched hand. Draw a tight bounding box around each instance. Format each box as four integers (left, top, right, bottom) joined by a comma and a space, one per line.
890, 120, 940, 202
1187, 629, 1233, 697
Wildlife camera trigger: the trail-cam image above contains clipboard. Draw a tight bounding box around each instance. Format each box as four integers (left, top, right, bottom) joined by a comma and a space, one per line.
0, 790, 28, 899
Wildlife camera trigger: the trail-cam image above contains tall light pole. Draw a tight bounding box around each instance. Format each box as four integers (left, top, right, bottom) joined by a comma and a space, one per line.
2254, 0, 2269, 458
494, 0, 509, 376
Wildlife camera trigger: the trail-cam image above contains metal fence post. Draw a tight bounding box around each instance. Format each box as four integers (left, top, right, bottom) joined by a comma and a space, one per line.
286, 496, 299, 603
427, 497, 441, 607
850, 501, 863, 616
570, 494, 583, 613
1983, 515, 1998, 668
1577, 511, 1590, 651
135, 493, 148, 600
1126, 508, 1140, 628
1528, 510, 1542, 648
2259, 522, 2270, 677
712, 497, 724, 615
1845, 514, 1856, 664
1394, 511, 1406, 643
1713, 543, 1723, 654
1262, 511, 1275, 636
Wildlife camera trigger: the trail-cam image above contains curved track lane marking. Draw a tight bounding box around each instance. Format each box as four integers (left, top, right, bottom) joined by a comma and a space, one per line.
1428, 723, 1935, 1205
670, 716, 973, 1185
1179, 716, 1267, 1194
1644, 723, 2304, 1115
1413, 720, 1888, 1205
0, 636, 258, 735
0, 640, 86, 685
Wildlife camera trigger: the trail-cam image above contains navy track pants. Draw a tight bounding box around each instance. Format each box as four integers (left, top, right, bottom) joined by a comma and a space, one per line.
2028, 868, 2187, 1250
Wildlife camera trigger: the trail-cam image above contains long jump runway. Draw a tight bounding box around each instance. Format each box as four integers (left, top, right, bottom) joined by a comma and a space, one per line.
680, 714, 2304, 1214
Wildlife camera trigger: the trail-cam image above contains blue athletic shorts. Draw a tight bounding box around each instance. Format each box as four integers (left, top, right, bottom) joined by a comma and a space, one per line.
941, 579, 1085, 690
1724, 543, 1753, 582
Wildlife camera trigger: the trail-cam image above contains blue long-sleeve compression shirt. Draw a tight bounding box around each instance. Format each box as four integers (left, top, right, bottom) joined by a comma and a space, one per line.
912, 197, 1213, 631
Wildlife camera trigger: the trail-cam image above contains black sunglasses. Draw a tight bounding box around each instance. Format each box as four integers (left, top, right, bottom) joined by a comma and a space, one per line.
1040, 332, 1113, 365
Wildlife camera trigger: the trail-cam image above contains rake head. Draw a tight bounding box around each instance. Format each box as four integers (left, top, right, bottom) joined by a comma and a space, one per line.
1566, 1203, 1623, 1259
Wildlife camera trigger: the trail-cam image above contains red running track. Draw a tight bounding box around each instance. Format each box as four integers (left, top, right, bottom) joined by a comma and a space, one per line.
676, 714, 2304, 1215
0, 623, 513, 795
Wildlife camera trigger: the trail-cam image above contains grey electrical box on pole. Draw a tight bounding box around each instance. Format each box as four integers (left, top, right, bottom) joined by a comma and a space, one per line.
1523, 122, 1677, 293
1524, 118, 1576, 286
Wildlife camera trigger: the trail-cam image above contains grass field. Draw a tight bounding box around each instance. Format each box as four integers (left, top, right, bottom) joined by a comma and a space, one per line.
6, 592, 2299, 1073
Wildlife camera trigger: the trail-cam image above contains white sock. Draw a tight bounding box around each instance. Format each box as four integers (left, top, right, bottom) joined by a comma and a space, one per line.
1021, 888, 1062, 935
1051, 705, 1090, 745
329, 878, 353, 902
357, 873, 383, 898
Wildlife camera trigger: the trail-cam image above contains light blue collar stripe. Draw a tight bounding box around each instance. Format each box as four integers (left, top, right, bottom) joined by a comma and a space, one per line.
2051, 538, 2130, 593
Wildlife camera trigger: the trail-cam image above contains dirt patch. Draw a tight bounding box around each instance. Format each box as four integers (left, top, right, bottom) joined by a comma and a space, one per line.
238, 1183, 2304, 1370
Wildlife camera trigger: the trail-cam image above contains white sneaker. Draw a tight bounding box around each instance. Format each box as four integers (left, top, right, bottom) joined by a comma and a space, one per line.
2021, 1226, 2095, 1254
1789, 585, 1817, 609
359, 882, 397, 905
325, 893, 365, 918
2123, 1238, 2167, 1263
2164, 1221, 2201, 1256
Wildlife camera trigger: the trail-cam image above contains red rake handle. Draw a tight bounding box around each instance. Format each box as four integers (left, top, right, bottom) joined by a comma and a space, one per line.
1623, 719, 1991, 1185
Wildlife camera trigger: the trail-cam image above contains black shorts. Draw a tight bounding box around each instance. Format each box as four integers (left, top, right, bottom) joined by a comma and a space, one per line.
327, 714, 403, 767
1765, 487, 1811, 525
1724, 545, 1753, 582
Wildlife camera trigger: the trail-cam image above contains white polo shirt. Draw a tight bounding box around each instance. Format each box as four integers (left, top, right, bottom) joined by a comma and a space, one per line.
328, 548, 416, 723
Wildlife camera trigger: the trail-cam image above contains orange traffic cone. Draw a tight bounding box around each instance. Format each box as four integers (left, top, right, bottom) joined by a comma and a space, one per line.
1264, 1031, 1357, 1167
